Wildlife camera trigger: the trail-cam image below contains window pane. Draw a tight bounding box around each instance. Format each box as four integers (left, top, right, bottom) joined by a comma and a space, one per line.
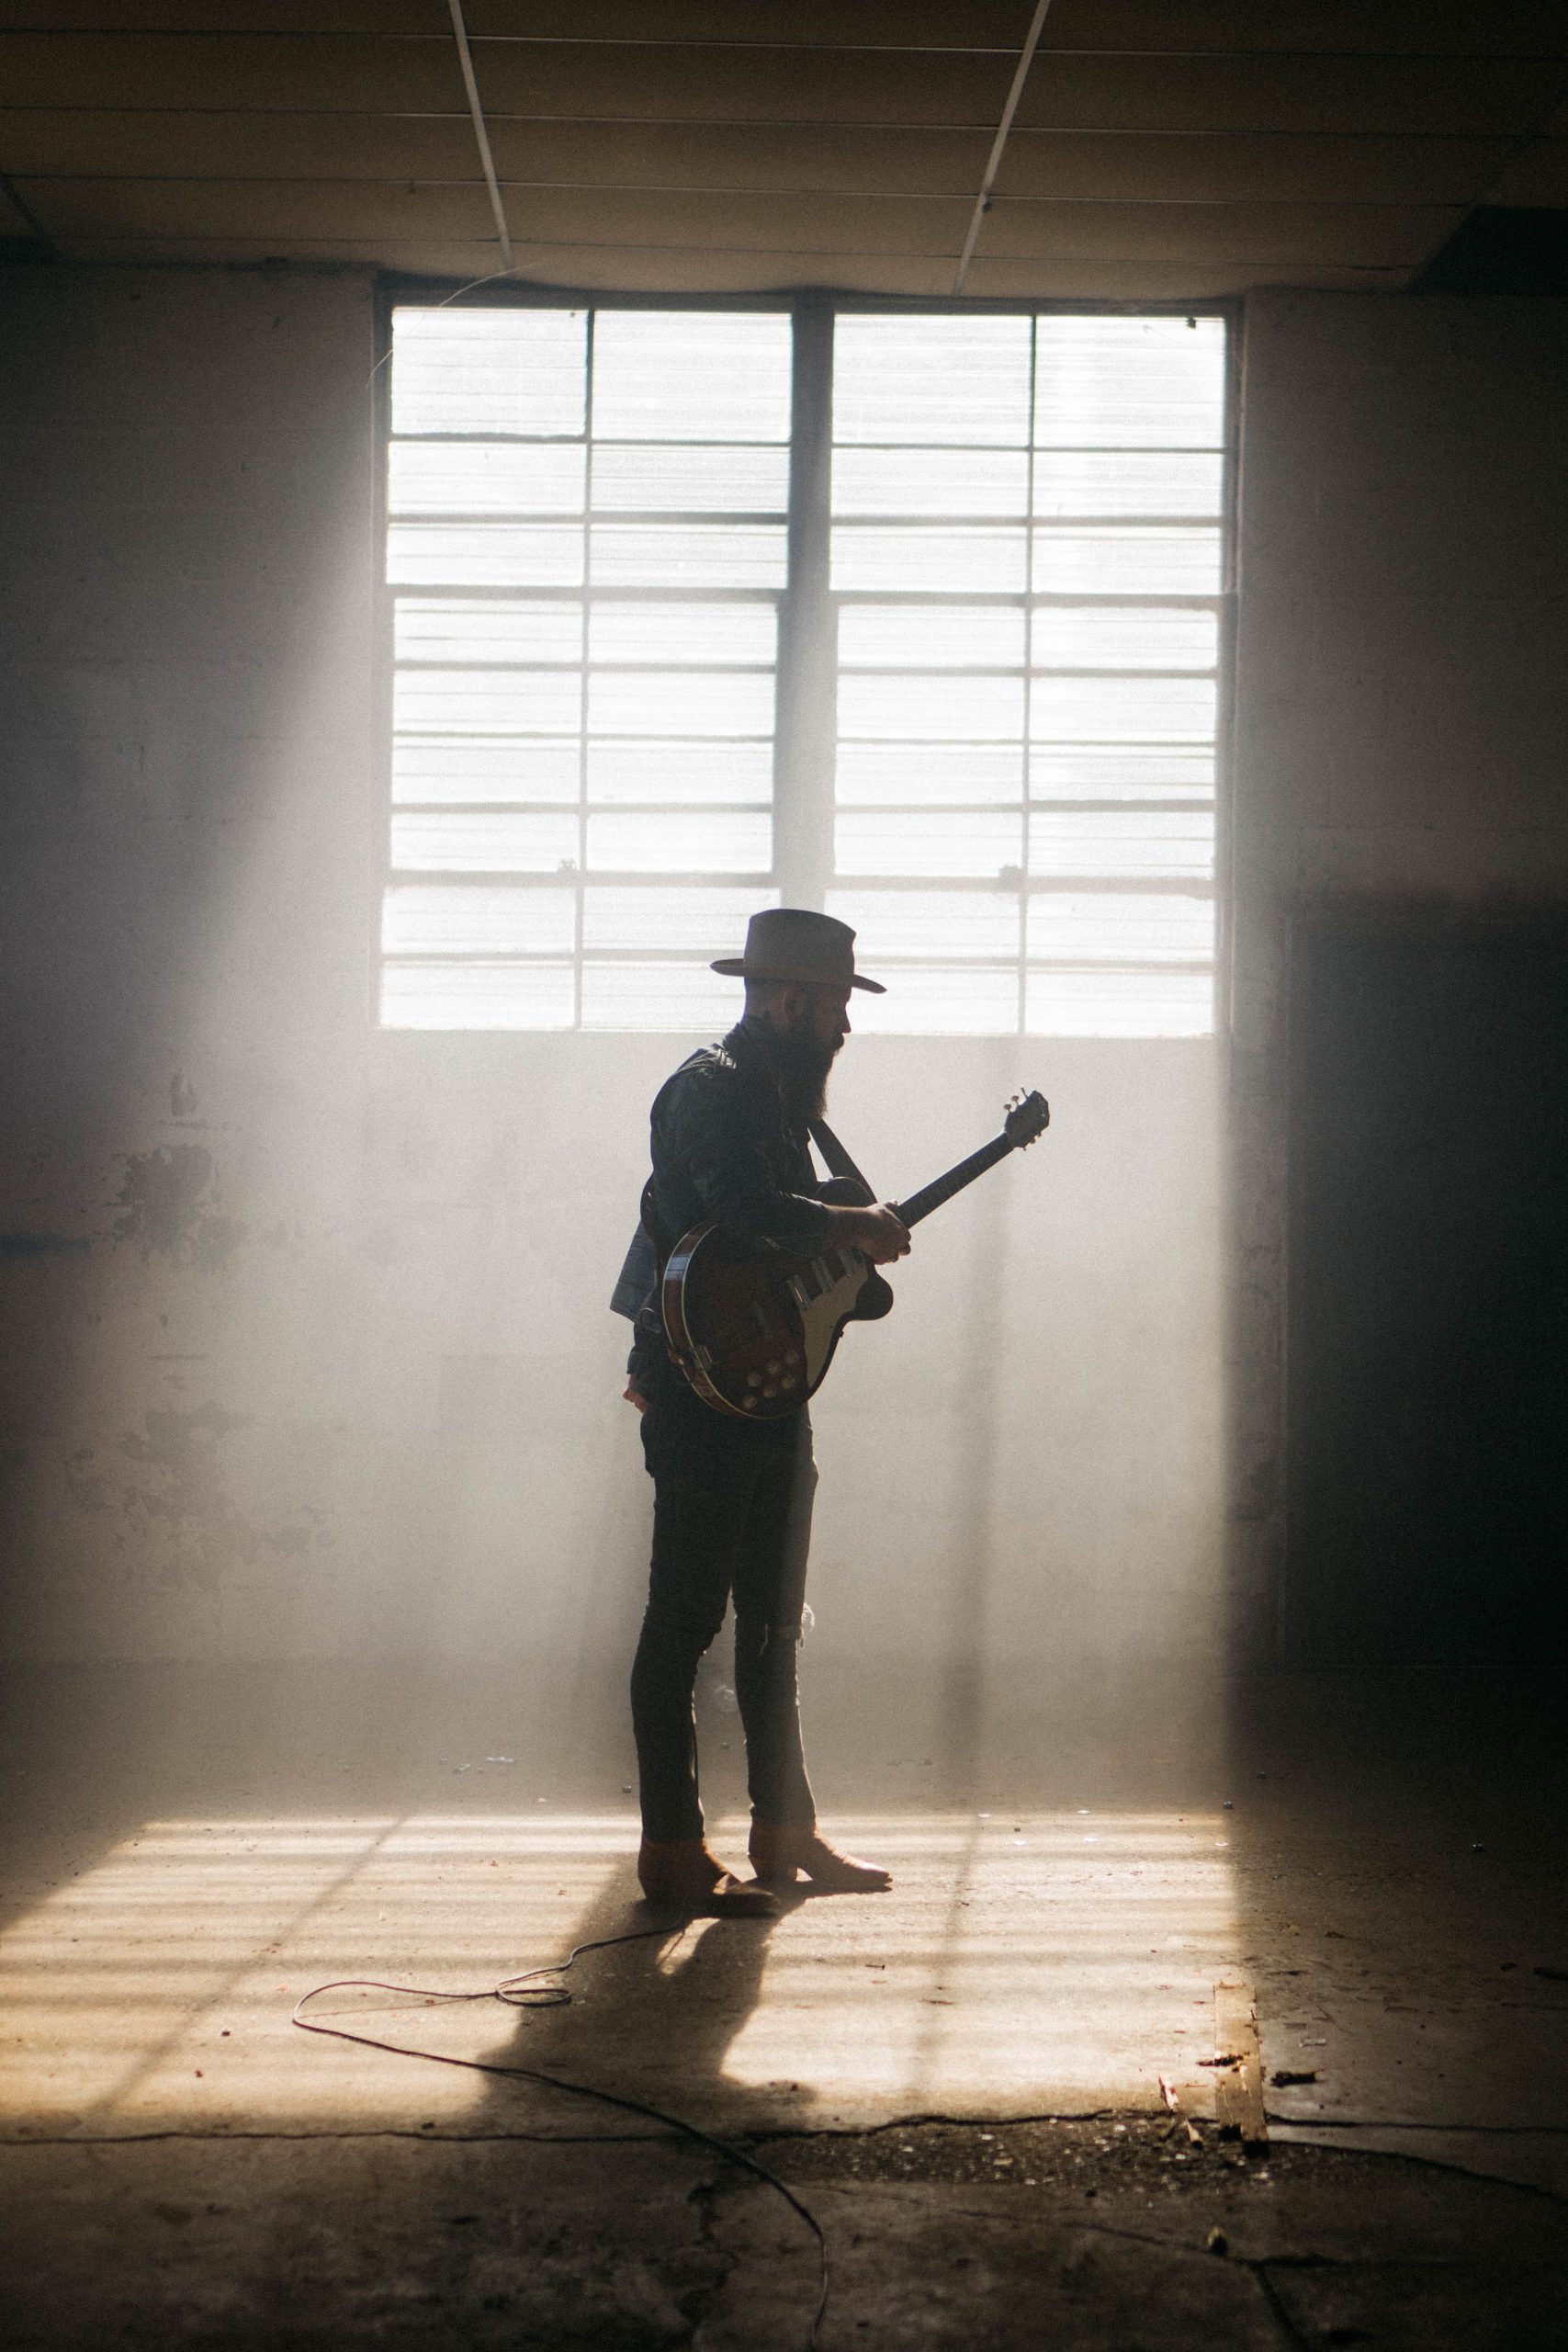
833, 315, 1032, 447
1033, 526, 1223, 594
389, 308, 586, 437
838, 673, 1024, 741
581, 960, 740, 1032
1032, 606, 1219, 673
1032, 674, 1217, 742
837, 809, 1022, 878
393, 669, 581, 735
381, 961, 576, 1031
393, 739, 580, 805
832, 446, 1030, 518
592, 444, 789, 513
837, 741, 1022, 806
1033, 316, 1226, 449
590, 601, 776, 666
1029, 808, 1215, 880
591, 312, 792, 442
382, 884, 576, 956
395, 599, 583, 664
587, 669, 775, 738
852, 965, 1020, 1035
839, 603, 1025, 670
1033, 452, 1224, 519
1028, 891, 1213, 963
583, 884, 779, 953
828, 888, 1021, 961
587, 808, 772, 872
1027, 966, 1213, 1038
388, 442, 585, 515
1030, 746, 1214, 802
388, 522, 583, 587
831, 526, 1027, 594
591, 524, 786, 589
588, 740, 773, 805
390, 811, 580, 872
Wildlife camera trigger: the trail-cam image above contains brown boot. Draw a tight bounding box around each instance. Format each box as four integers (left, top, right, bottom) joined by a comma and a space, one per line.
749, 1823, 892, 1893
637, 1838, 780, 1918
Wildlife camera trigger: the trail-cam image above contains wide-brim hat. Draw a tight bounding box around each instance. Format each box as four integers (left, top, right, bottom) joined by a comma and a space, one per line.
711, 907, 886, 994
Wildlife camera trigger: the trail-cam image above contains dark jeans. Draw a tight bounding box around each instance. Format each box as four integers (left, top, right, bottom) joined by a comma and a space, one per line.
630, 1396, 818, 1846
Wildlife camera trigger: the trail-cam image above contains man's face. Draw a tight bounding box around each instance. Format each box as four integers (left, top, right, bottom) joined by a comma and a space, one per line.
805, 982, 852, 1057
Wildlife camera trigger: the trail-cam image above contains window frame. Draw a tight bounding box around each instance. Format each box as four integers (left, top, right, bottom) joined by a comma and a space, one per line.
370, 279, 1239, 1041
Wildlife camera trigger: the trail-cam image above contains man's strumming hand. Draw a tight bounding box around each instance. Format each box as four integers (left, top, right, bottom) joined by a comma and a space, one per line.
835, 1203, 911, 1263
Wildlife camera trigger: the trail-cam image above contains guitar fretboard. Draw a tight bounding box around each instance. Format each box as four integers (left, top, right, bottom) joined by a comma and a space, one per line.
893, 1131, 1016, 1229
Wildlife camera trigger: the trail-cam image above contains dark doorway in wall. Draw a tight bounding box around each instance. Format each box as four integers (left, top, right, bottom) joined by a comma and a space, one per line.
1287, 914, 1568, 1668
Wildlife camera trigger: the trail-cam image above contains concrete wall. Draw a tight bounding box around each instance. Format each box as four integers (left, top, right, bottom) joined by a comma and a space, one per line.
0, 266, 1226, 1705
1229, 291, 1568, 1651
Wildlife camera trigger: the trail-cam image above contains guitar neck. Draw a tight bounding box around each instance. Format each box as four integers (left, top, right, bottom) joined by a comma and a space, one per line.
893, 1131, 1015, 1229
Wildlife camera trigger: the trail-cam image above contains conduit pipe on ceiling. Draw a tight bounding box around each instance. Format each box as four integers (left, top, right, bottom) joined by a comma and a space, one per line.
953, 0, 1055, 296
447, 0, 514, 272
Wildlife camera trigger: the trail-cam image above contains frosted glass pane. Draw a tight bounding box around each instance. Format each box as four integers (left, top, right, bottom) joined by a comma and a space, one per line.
581, 960, 740, 1032
393, 739, 580, 805
388, 522, 583, 587
833, 316, 1031, 447
583, 885, 780, 953
837, 741, 1022, 806
832, 447, 1029, 519
390, 810, 580, 871
1032, 606, 1218, 673
1031, 674, 1217, 742
827, 889, 1020, 960
394, 600, 582, 664
1033, 452, 1224, 519
588, 809, 772, 872
1033, 526, 1223, 594
393, 668, 581, 735
1030, 746, 1214, 802
837, 809, 1022, 878
592, 444, 789, 513
852, 965, 1019, 1036
592, 312, 792, 442
588, 669, 775, 738
1028, 892, 1213, 963
388, 442, 585, 516
591, 524, 786, 588
1034, 317, 1226, 449
590, 602, 776, 665
838, 673, 1024, 741
838, 604, 1024, 671
588, 741, 773, 805
831, 526, 1027, 594
389, 308, 586, 437
1030, 808, 1215, 880
1027, 966, 1213, 1038
381, 961, 576, 1032
381, 884, 575, 956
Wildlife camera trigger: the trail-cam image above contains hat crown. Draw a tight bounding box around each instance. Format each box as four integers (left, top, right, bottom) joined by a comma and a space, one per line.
710, 906, 885, 994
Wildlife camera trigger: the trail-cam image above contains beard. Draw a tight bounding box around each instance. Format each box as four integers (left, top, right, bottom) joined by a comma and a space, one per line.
772, 1020, 842, 1125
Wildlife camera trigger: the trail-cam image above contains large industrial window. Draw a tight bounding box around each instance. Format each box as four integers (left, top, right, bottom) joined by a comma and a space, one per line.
379, 300, 1229, 1036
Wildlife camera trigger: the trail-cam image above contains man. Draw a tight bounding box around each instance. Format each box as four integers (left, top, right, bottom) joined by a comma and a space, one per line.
621, 909, 911, 1917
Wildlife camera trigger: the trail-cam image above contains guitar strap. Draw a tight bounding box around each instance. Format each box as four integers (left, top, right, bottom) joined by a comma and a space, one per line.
809, 1118, 874, 1198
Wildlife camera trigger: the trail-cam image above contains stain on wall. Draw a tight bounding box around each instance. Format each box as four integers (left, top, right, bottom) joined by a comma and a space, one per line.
110, 1147, 248, 1272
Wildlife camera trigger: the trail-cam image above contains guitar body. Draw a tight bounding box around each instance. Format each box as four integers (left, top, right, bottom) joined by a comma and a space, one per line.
661, 1178, 893, 1420
660, 1091, 1048, 1419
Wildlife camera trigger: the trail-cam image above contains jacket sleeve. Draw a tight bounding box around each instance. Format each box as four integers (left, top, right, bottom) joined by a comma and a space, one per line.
661, 1064, 833, 1240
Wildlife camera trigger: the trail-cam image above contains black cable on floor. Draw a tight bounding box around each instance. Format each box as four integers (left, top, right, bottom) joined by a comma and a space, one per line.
293, 1927, 829, 2348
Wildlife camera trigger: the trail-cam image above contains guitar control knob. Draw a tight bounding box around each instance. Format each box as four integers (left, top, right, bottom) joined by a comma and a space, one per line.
747, 1371, 762, 1387
784, 1349, 799, 1365
782, 1375, 797, 1391
762, 1385, 778, 1398
766, 1360, 781, 1375
742, 1396, 758, 1410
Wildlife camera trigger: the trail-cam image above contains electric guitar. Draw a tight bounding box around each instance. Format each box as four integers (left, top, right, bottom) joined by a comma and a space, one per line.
660, 1091, 1049, 1419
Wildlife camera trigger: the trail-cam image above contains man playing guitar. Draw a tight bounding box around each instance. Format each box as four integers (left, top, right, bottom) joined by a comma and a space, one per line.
618, 909, 909, 1917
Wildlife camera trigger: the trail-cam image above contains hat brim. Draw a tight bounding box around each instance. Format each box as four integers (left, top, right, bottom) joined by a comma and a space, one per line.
711, 957, 886, 995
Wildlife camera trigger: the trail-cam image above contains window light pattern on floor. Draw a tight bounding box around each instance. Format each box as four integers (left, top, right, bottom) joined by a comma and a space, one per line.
382, 308, 789, 1032
829, 314, 1226, 1037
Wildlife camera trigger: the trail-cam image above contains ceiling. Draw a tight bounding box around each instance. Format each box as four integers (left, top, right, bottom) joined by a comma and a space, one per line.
3, 2, 1568, 297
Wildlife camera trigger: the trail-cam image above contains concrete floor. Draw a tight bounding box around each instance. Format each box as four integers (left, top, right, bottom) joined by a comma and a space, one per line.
3, 1662, 1566, 2347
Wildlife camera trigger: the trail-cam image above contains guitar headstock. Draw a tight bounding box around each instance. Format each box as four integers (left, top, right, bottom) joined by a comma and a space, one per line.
1003, 1089, 1050, 1148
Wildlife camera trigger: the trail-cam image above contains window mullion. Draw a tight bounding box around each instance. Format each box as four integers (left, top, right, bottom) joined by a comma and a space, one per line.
773, 294, 836, 911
